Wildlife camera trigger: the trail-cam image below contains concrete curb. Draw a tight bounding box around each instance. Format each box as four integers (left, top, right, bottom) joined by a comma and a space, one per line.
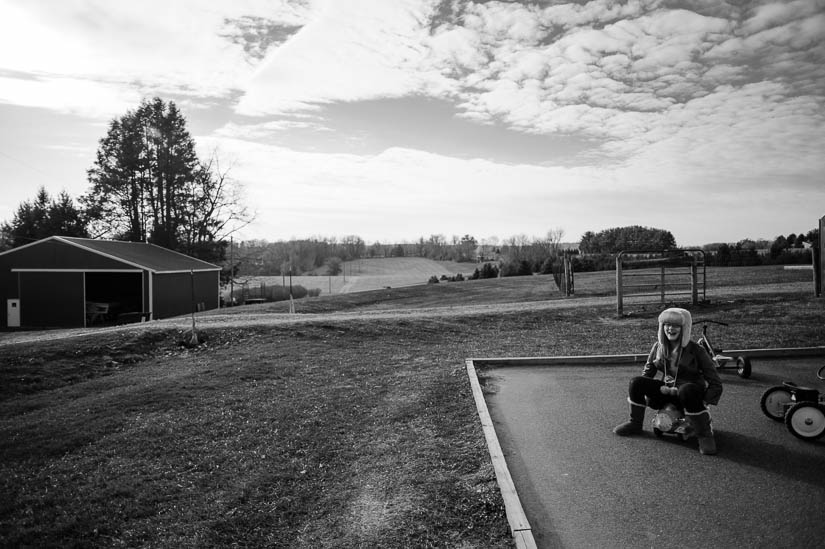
465, 359, 537, 549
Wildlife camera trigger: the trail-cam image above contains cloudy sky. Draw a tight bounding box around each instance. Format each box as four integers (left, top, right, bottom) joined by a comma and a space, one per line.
1, 0, 823, 247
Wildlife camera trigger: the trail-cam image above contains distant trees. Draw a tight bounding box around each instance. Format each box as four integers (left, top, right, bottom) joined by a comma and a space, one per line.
0, 187, 88, 248
471, 262, 499, 280
579, 226, 676, 254
698, 231, 818, 267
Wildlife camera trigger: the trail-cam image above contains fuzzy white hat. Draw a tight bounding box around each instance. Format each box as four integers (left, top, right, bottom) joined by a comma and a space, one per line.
657, 307, 692, 348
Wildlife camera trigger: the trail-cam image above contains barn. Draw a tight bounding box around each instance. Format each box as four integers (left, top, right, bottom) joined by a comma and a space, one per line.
0, 236, 221, 329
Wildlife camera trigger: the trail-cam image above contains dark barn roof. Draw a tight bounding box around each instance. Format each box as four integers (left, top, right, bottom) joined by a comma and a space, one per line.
4, 236, 221, 273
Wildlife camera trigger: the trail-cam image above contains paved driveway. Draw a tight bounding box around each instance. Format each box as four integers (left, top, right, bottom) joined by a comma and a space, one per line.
485, 358, 825, 549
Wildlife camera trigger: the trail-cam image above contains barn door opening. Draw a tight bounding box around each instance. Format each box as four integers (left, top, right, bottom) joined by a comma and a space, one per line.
84, 272, 143, 325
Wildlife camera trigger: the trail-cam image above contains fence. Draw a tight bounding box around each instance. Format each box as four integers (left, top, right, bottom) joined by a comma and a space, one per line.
616, 249, 706, 316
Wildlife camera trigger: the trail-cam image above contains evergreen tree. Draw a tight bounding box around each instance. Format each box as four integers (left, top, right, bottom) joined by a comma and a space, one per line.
1, 187, 88, 248
83, 97, 247, 262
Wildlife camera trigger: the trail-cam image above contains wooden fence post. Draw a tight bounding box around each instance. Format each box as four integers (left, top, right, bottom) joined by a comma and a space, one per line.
616, 255, 623, 316
691, 256, 698, 305
659, 265, 665, 304
817, 215, 824, 297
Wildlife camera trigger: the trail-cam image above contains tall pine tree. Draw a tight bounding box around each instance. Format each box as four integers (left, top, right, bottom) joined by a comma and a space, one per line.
83, 97, 248, 262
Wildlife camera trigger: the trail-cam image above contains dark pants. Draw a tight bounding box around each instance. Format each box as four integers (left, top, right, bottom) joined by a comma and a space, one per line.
628, 376, 706, 413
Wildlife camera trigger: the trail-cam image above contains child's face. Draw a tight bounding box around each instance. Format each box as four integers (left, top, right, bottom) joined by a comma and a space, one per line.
663, 322, 682, 342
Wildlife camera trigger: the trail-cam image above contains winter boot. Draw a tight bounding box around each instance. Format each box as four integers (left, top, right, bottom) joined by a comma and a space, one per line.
687, 409, 717, 455
613, 399, 646, 436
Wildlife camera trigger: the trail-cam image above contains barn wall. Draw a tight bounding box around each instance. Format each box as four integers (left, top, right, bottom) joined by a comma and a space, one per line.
1, 238, 219, 328
152, 271, 219, 319
0, 267, 18, 328
1, 240, 135, 328
20, 272, 85, 327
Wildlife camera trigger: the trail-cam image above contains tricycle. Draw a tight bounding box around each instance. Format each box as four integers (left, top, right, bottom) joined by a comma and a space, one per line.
759, 364, 825, 441
694, 319, 752, 379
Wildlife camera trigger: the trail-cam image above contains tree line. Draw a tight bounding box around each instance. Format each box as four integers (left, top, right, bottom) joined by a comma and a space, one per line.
229, 230, 568, 278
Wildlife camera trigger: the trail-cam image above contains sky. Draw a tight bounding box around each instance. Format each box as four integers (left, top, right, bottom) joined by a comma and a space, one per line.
1, 0, 824, 248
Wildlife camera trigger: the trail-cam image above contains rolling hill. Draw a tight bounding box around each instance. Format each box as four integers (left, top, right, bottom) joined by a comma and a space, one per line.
235, 257, 480, 295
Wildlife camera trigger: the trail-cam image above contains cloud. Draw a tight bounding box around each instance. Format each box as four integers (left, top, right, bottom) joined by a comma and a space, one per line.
742, 0, 823, 35
236, 0, 450, 115
1, 0, 822, 246
0, 0, 312, 113
0, 74, 142, 118
202, 129, 823, 246
416, 0, 825, 186
199, 132, 616, 240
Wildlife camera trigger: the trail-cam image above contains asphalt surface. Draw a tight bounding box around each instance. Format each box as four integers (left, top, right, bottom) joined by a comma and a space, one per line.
485, 358, 825, 549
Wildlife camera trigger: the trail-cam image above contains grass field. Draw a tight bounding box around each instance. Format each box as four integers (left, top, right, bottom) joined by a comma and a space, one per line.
234, 257, 481, 296
1, 265, 823, 547
237, 258, 817, 299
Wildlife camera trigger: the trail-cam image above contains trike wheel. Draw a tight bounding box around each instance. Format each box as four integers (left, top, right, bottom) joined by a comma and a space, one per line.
736, 356, 752, 379
785, 402, 825, 441
760, 386, 792, 421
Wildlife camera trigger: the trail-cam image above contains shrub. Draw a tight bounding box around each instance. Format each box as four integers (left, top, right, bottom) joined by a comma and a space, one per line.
435, 273, 466, 282
428, 275, 440, 284
235, 284, 317, 303
500, 259, 533, 277
539, 257, 556, 275
479, 263, 499, 279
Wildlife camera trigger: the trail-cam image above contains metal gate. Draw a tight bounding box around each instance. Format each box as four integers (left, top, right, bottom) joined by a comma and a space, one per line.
616, 249, 706, 316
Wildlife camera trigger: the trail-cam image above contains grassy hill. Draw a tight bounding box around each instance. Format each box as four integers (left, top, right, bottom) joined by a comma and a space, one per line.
231, 261, 816, 306
237, 257, 480, 296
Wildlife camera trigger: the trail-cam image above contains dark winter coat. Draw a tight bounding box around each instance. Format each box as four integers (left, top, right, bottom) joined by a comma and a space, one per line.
642, 340, 723, 405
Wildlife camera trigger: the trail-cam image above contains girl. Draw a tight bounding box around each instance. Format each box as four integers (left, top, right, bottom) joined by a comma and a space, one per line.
613, 307, 723, 455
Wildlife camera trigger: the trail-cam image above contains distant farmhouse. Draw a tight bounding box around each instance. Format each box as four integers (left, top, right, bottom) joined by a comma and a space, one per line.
1, 236, 220, 329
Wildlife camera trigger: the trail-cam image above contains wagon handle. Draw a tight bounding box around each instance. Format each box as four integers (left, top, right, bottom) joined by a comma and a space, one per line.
693, 319, 729, 327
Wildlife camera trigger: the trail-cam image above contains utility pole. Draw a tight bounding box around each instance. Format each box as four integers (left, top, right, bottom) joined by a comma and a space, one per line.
189, 269, 198, 345
289, 261, 295, 314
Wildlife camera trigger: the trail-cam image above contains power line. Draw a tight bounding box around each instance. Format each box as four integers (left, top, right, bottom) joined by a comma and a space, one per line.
0, 149, 57, 181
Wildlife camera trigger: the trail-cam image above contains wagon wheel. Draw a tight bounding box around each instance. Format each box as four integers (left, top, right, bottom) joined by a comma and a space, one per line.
736, 356, 752, 379
760, 386, 792, 421
785, 402, 825, 441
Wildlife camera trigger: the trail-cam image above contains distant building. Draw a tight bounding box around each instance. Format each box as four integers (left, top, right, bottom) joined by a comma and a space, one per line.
1, 236, 220, 329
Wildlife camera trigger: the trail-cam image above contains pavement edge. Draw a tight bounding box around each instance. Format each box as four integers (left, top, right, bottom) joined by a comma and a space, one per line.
465, 359, 537, 549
